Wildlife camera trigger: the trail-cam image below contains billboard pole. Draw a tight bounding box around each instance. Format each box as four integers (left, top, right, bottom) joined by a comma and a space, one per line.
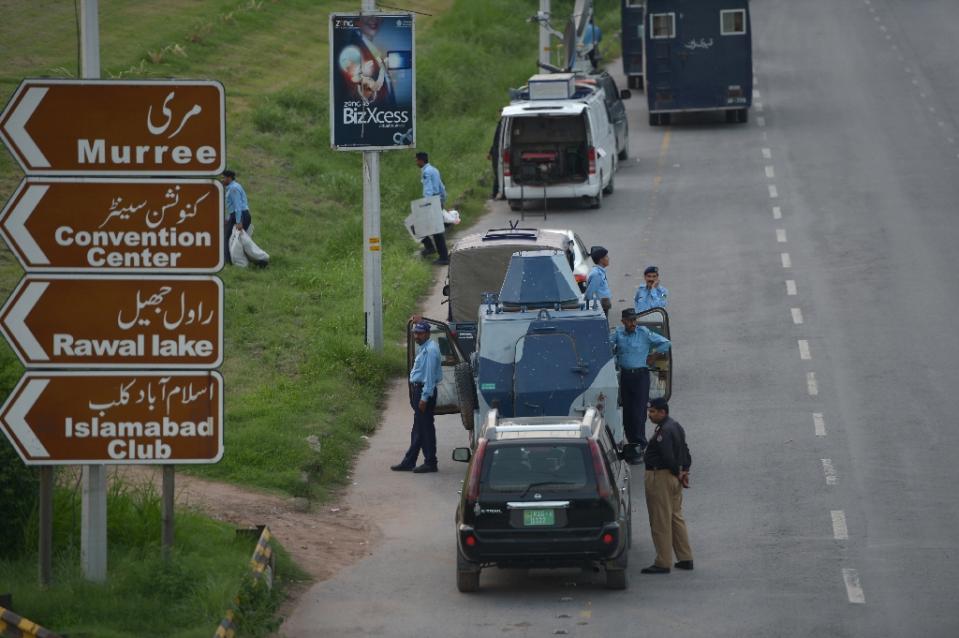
79, 0, 108, 585
362, 0, 384, 353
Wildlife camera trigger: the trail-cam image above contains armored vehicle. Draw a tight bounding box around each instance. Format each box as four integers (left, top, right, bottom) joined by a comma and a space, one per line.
409, 250, 672, 442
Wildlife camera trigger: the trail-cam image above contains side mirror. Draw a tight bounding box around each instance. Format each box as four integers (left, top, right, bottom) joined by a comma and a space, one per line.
452, 447, 472, 463
620, 89, 632, 100
442, 284, 450, 297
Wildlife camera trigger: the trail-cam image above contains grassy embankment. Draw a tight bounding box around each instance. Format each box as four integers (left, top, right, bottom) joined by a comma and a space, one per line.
0, 0, 620, 634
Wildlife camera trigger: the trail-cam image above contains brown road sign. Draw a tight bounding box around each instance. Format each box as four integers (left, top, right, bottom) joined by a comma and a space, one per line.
0, 371, 223, 465
0, 178, 224, 273
0, 274, 222, 369
0, 79, 225, 175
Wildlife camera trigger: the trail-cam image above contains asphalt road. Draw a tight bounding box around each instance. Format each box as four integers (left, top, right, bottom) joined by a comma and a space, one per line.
283, 1, 959, 635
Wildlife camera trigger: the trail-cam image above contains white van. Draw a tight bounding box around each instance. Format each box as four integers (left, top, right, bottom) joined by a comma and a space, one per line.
499, 80, 618, 210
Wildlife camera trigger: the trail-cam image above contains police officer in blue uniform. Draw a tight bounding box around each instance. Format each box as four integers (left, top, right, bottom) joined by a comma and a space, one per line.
610, 308, 671, 462
392, 321, 443, 473
634, 265, 669, 313
585, 246, 612, 318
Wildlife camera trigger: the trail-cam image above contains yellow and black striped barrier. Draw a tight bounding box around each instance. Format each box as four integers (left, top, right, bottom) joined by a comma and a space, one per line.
213, 526, 275, 638
0, 606, 62, 638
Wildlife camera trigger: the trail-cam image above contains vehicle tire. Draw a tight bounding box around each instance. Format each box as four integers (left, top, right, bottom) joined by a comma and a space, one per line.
508, 199, 522, 211
725, 109, 738, 124
603, 171, 615, 195
457, 549, 481, 593
590, 175, 603, 209
606, 567, 627, 590
661, 112, 671, 126
648, 112, 658, 127
738, 108, 749, 124
454, 362, 477, 432
628, 76, 639, 90
618, 130, 629, 160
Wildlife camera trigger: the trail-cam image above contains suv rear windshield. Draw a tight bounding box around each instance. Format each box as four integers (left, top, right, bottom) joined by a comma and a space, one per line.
482, 442, 593, 495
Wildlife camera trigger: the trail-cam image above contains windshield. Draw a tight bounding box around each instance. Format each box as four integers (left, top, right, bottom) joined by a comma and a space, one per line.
482, 443, 591, 493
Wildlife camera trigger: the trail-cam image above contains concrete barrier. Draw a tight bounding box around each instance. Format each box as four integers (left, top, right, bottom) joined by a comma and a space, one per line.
213, 526, 275, 638
0, 606, 62, 638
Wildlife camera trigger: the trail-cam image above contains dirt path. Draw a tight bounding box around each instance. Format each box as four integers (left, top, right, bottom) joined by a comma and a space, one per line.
114, 466, 379, 583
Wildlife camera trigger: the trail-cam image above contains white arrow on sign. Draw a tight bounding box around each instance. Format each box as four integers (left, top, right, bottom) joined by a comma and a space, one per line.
4, 183, 50, 265
3, 281, 50, 361
2, 87, 50, 169
4, 378, 51, 458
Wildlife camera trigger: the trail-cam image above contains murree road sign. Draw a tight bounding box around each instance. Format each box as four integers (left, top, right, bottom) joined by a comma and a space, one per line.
0, 178, 224, 273
0, 370, 223, 465
0, 274, 223, 369
0, 79, 225, 175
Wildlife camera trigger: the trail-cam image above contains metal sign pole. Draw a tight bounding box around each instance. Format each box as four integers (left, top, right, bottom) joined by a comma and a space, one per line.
38, 466, 52, 586
539, 0, 551, 69
161, 465, 174, 560
79, 0, 108, 584
361, 0, 384, 353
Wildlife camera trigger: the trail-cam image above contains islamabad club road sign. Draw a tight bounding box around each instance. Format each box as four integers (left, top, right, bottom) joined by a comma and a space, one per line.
0, 79, 225, 175
0, 371, 223, 465
0, 274, 222, 369
0, 178, 223, 272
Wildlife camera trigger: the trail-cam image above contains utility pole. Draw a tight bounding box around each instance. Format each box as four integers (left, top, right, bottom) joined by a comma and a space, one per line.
79, 0, 108, 584
538, 0, 551, 69
361, 0, 384, 352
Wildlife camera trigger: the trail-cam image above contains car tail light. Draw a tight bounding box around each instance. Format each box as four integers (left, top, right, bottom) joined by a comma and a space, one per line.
588, 439, 611, 499
655, 90, 672, 104
602, 532, 615, 545
466, 438, 488, 502
465, 534, 477, 547
587, 147, 597, 175
503, 150, 511, 177
574, 273, 587, 283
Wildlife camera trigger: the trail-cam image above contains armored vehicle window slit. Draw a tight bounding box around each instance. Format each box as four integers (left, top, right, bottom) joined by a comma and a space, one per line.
721, 9, 747, 35
650, 13, 676, 39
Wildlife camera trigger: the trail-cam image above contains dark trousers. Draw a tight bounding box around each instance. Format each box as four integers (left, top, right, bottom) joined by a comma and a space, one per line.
420, 229, 450, 260
224, 210, 252, 263
402, 384, 437, 467
491, 159, 499, 198
621, 368, 650, 447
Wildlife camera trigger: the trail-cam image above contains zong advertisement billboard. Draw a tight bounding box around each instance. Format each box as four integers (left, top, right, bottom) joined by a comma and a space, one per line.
329, 13, 415, 150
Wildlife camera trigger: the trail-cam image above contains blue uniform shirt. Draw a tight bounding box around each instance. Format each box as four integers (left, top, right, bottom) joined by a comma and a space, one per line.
584, 265, 611, 302
225, 180, 249, 221
409, 338, 443, 401
421, 163, 447, 208
634, 285, 669, 313
610, 325, 671, 369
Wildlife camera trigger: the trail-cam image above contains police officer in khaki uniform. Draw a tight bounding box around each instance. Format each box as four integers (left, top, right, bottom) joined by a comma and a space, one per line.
641, 397, 694, 574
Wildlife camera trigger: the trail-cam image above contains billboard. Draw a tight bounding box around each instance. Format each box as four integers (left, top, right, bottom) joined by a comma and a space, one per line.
329, 13, 416, 150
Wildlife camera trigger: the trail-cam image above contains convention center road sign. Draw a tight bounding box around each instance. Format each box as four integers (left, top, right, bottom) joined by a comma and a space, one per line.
0, 79, 225, 175
0, 274, 222, 369
0, 370, 223, 465
0, 178, 223, 273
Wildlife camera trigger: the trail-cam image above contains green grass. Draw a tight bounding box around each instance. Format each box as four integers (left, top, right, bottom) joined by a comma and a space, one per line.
0, 0, 621, 500
0, 472, 304, 638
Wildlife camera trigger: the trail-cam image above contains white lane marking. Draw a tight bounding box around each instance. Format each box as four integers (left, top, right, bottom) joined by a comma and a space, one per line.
874, 15, 880, 22
762, 147, 772, 159
842, 568, 866, 604
930, 106, 937, 113
880, 25, 887, 32
765, 165, 776, 178
832, 510, 849, 540
756, 102, 765, 112
791, 307, 804, 324
821, 458, 837, 484
938, 121, 946, 127
768, 184, 779, 198
757, 116, 766, 127
754, 89, 762, 98
807, 372, 819, 395
920, 92, 927, 98
798, 339, 811, 360
813, 412, 826, 436
781, 252, 792, 268
912, 79, 919, 86
776, 228, 787, 243
905, 66, 911, 72
786, 279, 797, 296
949, 138, 956, 144
885, 34, 892, 40
772, 205, 782, 219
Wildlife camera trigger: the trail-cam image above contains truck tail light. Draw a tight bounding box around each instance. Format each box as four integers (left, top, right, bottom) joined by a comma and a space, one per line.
588, 438, 611, 499
503, 150, 511, 177
466, 438, 488, 502
587, 147, 596, 175
574, 273, 587, 283
727, 85, 743, 98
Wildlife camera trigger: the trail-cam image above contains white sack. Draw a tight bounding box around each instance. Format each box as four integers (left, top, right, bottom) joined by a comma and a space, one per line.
240, 230, 270, 265
230, 227, 249, 267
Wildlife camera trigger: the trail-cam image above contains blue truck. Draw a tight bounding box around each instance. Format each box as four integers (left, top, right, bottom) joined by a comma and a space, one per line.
644, 0, 753, 125
621, 0, 645, 90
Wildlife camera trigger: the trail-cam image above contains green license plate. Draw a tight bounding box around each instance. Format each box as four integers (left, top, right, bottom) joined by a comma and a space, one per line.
523, 509, 555, 526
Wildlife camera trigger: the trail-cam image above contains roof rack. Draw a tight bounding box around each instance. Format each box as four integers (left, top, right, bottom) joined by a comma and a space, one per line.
481, 227, 540, 242
481, 408, 603, 441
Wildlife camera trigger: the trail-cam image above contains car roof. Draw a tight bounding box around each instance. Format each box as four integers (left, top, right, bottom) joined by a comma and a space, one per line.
502, 102, 589, 117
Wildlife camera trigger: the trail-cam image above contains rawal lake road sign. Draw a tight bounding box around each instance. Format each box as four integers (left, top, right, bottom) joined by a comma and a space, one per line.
0, 178, 223, 273
0, 370, 223, 465
0, 274, 222, 369
0, 79, 225, 176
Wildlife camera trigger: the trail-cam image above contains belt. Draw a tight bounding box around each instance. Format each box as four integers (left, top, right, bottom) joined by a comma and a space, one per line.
621, 367, 648, 373
410, 381, 424, 387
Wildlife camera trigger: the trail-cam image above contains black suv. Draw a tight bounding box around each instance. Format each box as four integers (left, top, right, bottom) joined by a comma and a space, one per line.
452, 409, 634, 592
